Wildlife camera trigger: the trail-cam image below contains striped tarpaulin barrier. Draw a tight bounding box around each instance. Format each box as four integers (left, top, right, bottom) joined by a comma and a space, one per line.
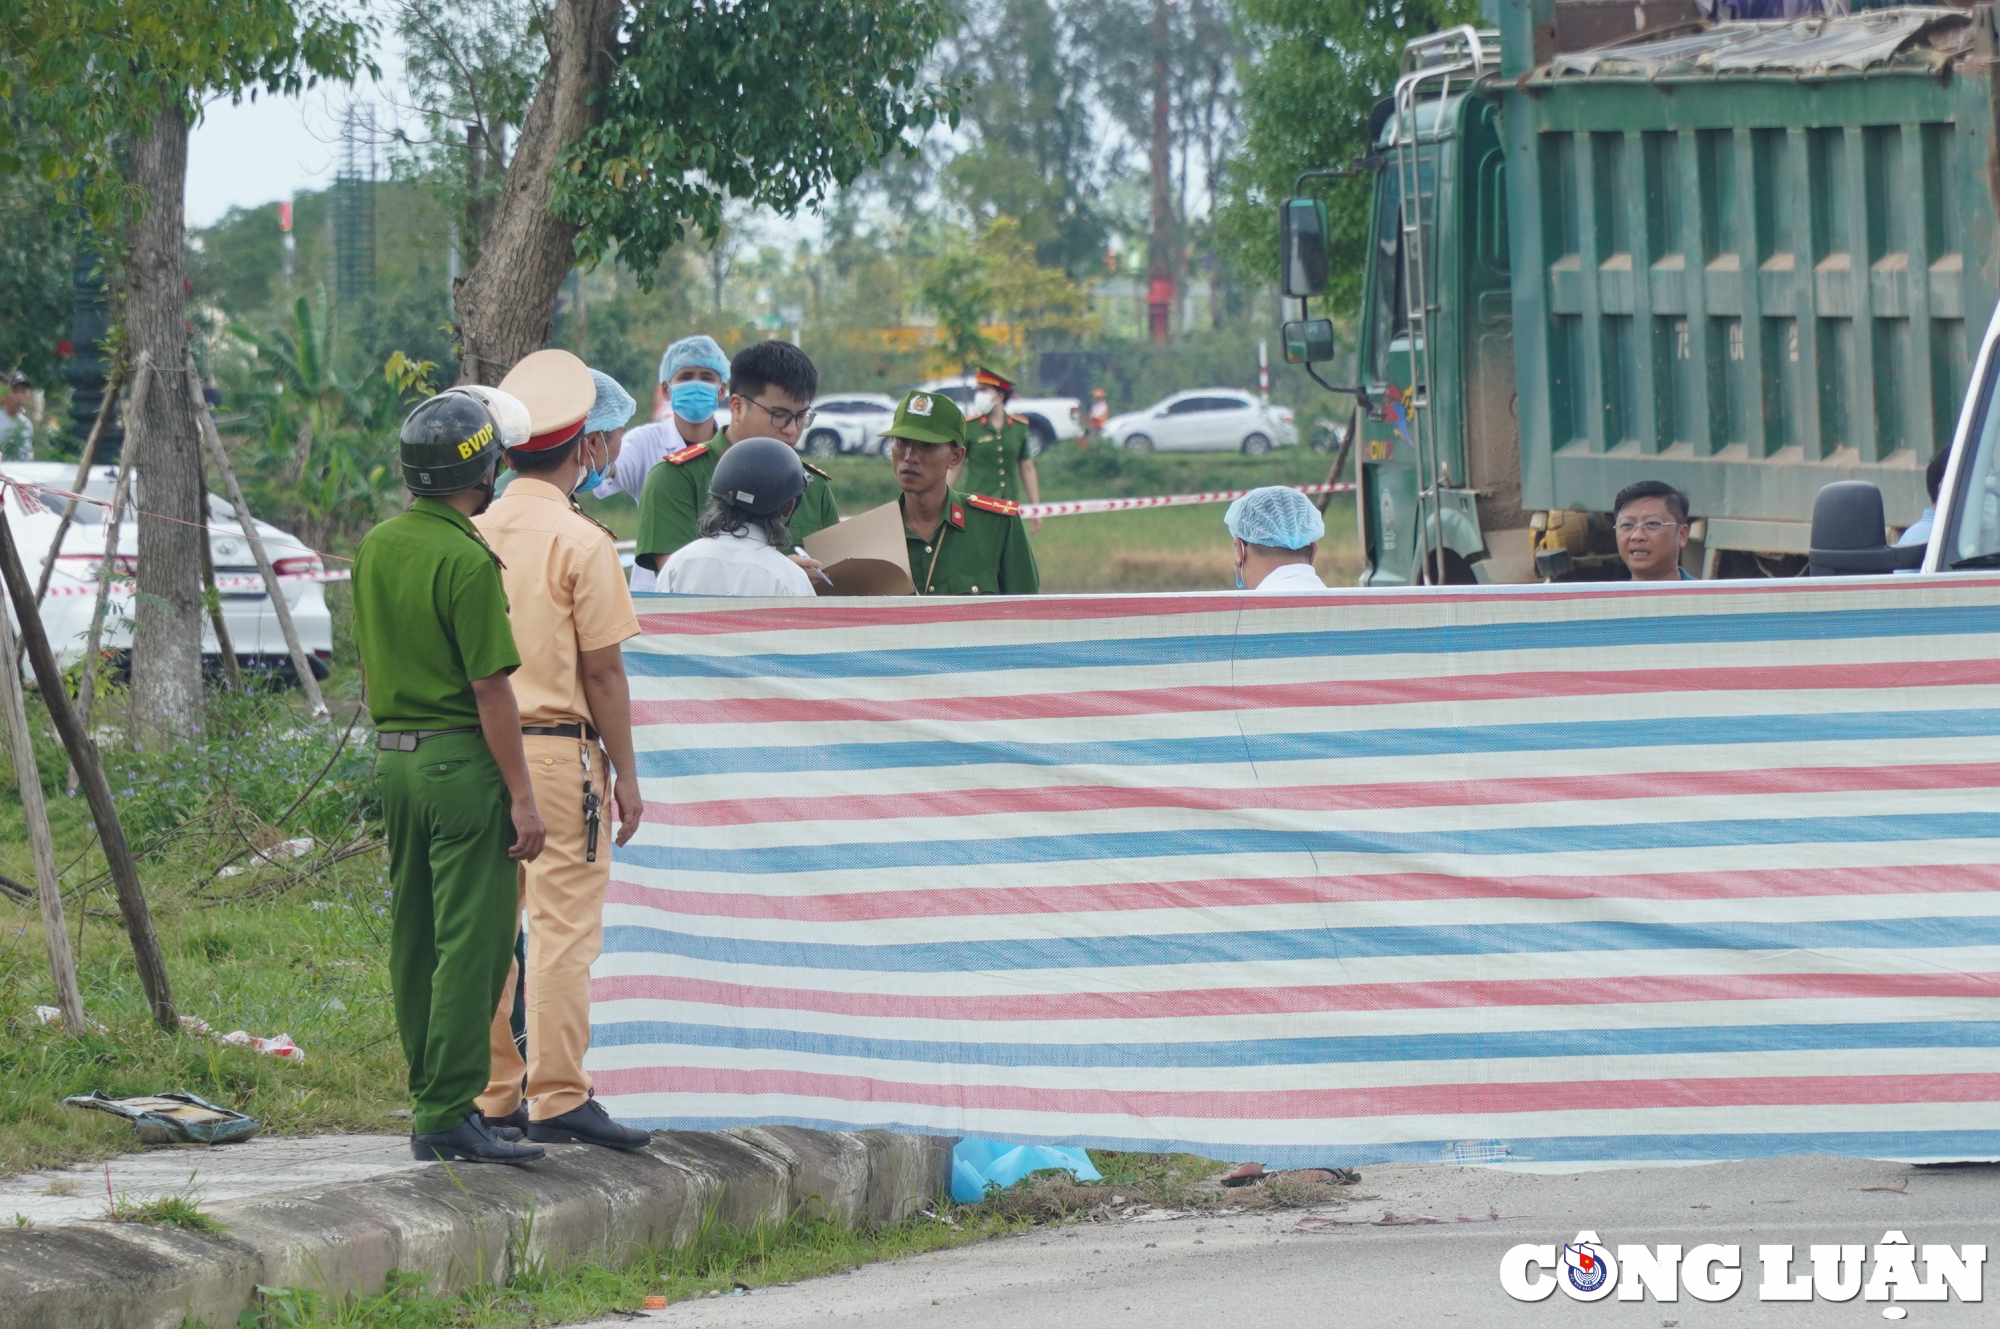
594, 576, 2000, 1167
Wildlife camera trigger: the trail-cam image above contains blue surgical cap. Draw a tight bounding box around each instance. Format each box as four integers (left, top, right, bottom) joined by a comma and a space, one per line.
585, 370, 636, 434
658, 335, 730, 384
1224, 486, 1325, 550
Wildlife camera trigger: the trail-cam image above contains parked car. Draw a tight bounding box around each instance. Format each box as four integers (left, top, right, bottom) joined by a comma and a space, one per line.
802, 393, 898, 457
3, 462, 334, 681
1105, 390, 1299, 454
915, 376, 1083, 455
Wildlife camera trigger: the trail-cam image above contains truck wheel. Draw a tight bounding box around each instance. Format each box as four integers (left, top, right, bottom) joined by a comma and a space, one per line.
1124, 434, 1153, 453
804, 429, 840, 457
1026, 420, 1054, 457
1241, 433, 1272, 456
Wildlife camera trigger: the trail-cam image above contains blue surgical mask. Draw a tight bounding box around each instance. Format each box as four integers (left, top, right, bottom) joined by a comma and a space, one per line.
575, 466, 606, 493
669, 381, 720, 423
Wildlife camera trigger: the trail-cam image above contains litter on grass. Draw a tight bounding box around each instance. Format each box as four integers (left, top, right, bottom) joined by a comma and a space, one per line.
220, 1030, 304, 1061
63, 1091, 262, 1145
951, 1138, 1102, 1202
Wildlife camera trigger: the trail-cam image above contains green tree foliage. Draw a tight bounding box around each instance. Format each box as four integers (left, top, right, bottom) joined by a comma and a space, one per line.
549, 0, 955, 281
941, 0, 1109, 279
919, 216, 1096, 374
0, 0, 372, 230
0, 133, 73, 384
1222, 0, 1480, 306
220, 298, 412, 552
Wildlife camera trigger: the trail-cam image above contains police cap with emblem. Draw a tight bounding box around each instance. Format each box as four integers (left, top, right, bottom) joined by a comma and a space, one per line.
886, 389, 966, 447
973, 366, 1015, 398
496, 348, 594, 452
399, 392, 500, 496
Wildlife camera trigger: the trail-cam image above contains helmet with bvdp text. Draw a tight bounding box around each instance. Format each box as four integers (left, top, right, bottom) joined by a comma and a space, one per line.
400, 391, 500, 496
708, 437, 807, 516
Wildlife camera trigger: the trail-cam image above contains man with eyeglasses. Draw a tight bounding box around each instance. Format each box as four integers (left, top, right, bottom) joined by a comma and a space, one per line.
633, 341, 839, 577
1611, 479, 1696, 582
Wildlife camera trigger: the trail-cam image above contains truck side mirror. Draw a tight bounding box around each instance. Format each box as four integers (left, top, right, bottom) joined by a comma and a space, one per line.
1807, 481, 1926, 575
1280, 197, 1330, 298
1282, 319, 1337, 365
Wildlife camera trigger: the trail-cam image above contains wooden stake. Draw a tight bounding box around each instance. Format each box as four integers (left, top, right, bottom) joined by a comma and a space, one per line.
75, 357, 151, 738
193, 440, 244, 694
188, 369, 327, 719
0, 506, 176, 1030
29, 359, 125, 608
0, 584, 86, 1033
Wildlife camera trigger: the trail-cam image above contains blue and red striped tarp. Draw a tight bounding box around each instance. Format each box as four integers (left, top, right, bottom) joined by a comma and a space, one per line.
593, 577, 2000, 1167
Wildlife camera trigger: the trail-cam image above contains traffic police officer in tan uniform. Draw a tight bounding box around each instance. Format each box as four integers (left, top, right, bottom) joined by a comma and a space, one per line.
470, 350, 650, 1150
888, 389, 1039, 595
353, 391, 548, 1166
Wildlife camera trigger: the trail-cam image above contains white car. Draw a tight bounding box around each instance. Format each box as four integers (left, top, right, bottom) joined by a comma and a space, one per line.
916, 376, 1083, 454
3, 462, 334, 681
1106, 390, 1298, 455
802, 393, 898, 457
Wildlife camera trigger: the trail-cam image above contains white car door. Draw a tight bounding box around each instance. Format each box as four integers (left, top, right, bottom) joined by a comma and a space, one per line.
1216, 394, 1263, 446
1155, 396, 1206, 450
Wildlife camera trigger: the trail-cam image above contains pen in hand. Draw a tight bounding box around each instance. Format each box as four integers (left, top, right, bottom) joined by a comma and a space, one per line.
794, 546, 835, 587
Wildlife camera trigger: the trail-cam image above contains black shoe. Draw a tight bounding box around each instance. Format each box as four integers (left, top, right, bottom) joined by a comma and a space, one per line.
413, 1113, 546, 1165
479, 1104, 529, 1141
526, 1098, 650, 1151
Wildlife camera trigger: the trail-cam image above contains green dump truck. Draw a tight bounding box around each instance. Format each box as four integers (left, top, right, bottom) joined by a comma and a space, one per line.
1281, 0, 1999, 584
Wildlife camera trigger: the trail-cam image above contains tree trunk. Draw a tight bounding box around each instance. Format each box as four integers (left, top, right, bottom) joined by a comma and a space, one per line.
125, 103, 205, 743
453, 0, 620, 384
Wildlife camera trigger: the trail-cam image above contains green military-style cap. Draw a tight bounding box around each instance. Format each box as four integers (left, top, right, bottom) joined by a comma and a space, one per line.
887, 389, 966, 447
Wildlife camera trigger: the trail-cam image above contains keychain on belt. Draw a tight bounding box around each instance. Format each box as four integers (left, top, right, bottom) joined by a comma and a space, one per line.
580, 741, 602, 863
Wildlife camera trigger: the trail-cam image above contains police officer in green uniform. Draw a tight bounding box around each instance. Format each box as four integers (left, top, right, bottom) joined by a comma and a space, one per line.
887, 389, 1039, 595
353, 392, 549, 1166
951, 367, 1040, 523
635, 340, 838, 574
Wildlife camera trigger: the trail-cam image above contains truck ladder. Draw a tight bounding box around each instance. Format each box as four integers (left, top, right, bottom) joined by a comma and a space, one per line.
1389, 26, 1495, 584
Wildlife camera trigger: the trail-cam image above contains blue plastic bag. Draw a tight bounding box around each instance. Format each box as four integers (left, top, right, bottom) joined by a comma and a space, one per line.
950, 1138, 1102, 1202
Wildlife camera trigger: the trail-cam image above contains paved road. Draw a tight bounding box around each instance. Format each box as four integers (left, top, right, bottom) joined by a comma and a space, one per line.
581, 1156, 2000, 1328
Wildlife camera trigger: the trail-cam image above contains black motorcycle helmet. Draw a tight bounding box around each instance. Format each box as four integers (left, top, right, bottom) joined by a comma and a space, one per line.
400, 392, 500, 496
708, 437, 807, 516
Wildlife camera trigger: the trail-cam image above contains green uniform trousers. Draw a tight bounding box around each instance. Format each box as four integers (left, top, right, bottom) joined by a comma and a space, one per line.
376, 731, 519, 1136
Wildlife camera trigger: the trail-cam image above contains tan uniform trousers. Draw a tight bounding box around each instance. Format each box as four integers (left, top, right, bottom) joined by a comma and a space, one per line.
476, 733, 609, 1121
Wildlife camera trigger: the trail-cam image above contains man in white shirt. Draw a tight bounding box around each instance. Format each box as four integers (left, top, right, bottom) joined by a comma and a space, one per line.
1224, 486, 1328, 591
661, 437, 816, 597
597, 335, 730, 592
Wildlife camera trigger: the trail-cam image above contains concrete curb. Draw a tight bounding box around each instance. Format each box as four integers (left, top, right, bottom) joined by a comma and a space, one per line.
0, 1128, 953, 1329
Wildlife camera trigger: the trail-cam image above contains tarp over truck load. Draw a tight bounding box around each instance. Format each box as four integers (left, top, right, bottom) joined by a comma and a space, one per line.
594, 582, 2000, 1168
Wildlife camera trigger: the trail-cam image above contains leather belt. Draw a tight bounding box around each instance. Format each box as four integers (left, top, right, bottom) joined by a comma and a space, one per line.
523, 722, 599, 741
376, 727, 478, 752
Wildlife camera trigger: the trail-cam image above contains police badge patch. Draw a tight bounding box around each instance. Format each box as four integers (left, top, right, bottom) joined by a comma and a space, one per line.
910, 394, 934, 417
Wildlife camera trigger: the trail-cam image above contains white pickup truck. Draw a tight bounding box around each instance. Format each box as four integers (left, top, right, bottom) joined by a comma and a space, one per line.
916, 376, 1083, 455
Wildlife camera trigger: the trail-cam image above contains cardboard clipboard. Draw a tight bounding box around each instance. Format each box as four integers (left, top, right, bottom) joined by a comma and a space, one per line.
801, 500, 916, 595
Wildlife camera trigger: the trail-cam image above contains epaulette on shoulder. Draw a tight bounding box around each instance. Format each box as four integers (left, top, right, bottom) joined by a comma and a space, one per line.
1006, 413, 1030, 426
665, 443, 709, 465
966, 493, 1020, 517
803, 460, 832, 481
568, 500, 619, 541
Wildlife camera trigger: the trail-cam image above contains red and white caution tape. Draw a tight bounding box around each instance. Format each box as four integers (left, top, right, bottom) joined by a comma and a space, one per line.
36, 569, 351, 599
1020, 481, 1354, 519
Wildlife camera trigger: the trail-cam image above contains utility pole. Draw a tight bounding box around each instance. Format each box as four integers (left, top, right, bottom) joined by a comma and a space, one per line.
1147, 0, 1176, 347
